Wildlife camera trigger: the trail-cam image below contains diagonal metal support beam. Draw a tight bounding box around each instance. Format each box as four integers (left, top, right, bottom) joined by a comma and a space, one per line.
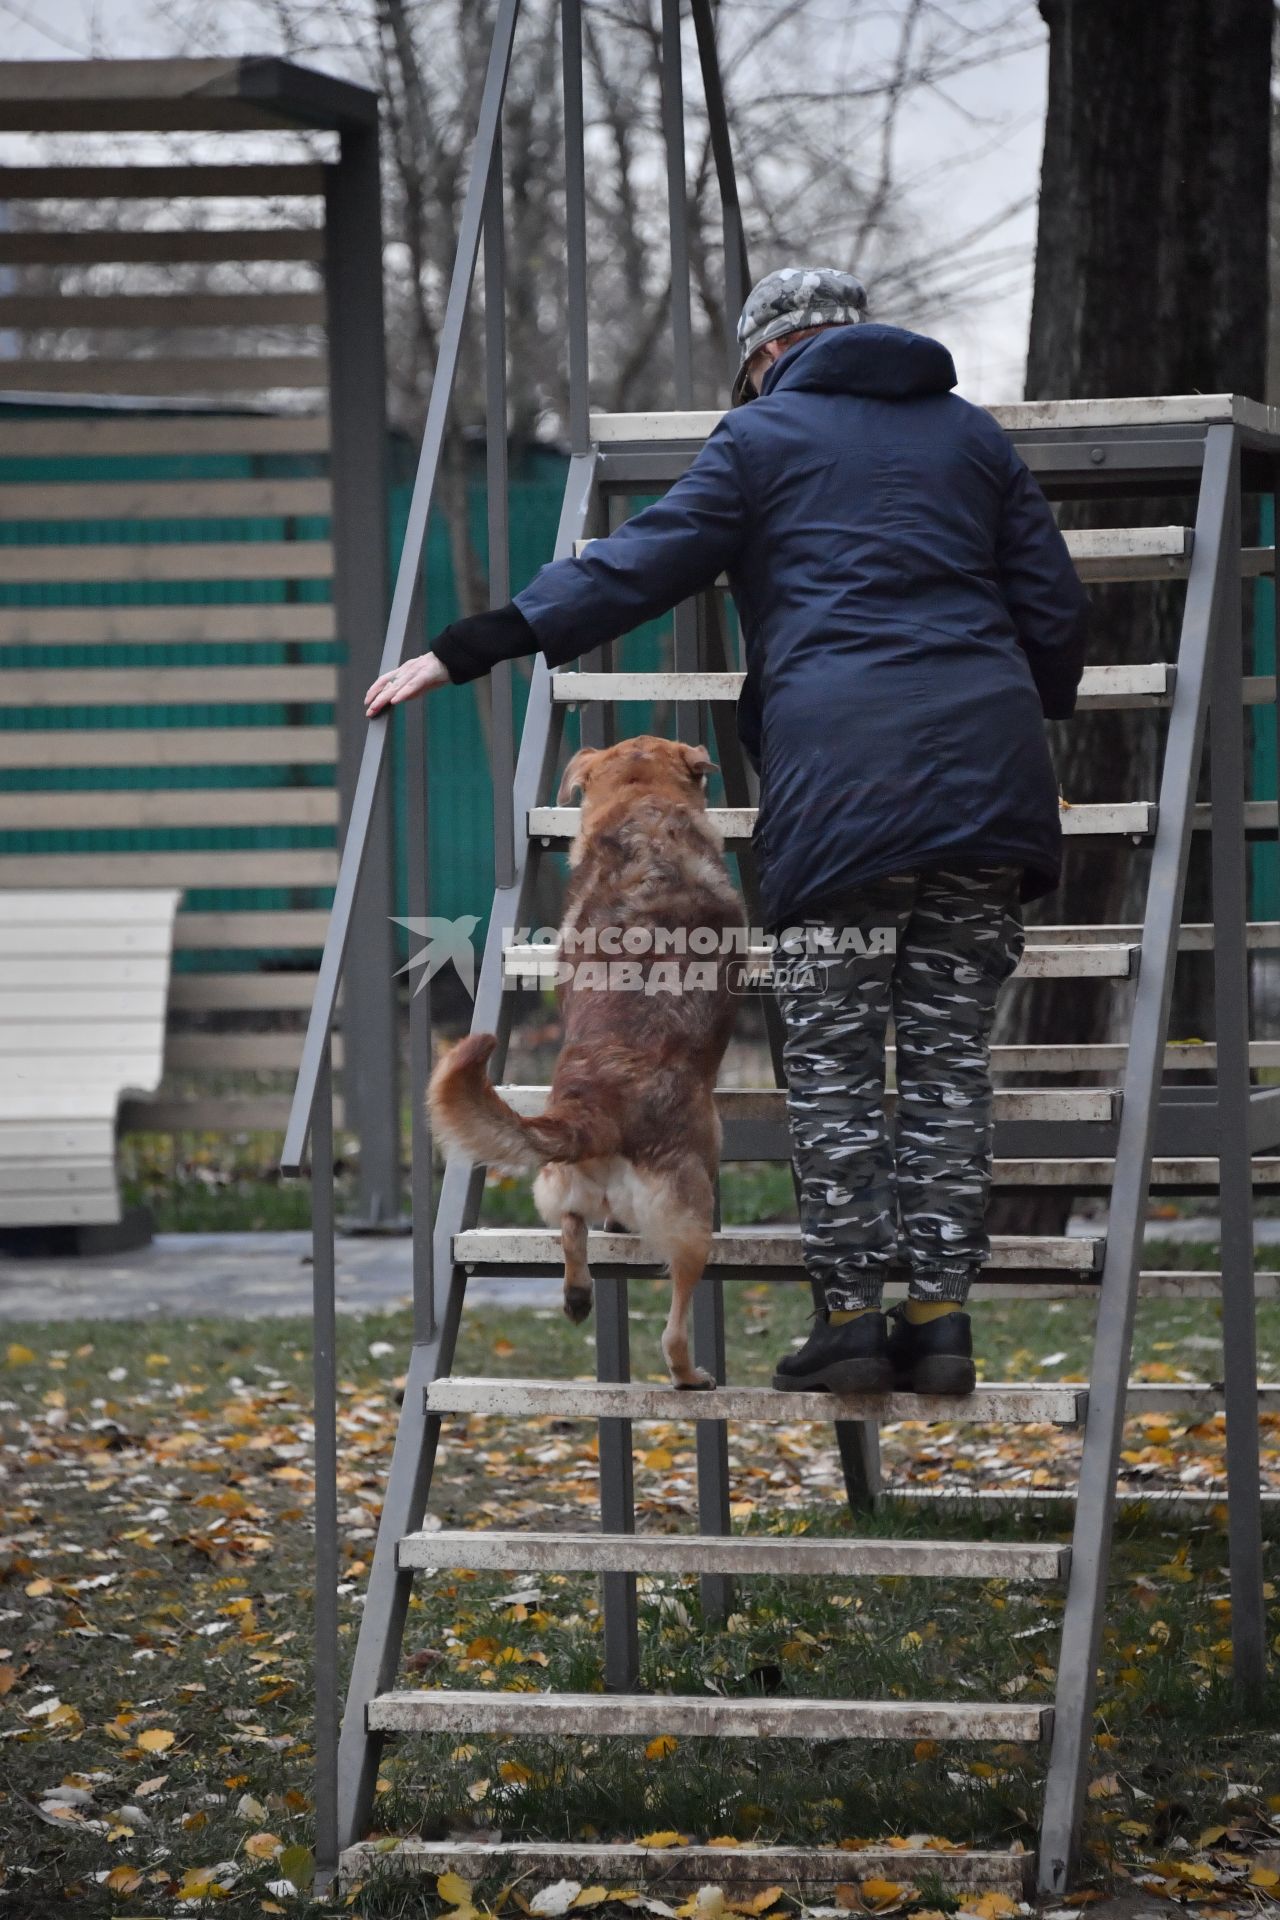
1037, 425, 1240, 1896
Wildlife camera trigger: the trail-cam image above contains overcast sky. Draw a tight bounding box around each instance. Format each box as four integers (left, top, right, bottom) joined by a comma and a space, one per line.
0, 0, 1049, 402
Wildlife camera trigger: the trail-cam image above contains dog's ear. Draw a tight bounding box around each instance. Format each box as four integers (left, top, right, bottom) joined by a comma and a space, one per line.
678, 742, 716, 785
558, 747, 601, 804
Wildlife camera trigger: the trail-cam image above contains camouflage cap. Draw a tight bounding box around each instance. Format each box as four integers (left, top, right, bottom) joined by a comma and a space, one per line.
731, 265, 868, 405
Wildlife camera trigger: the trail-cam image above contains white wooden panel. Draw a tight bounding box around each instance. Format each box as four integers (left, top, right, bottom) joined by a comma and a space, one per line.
0, 540, 332, 584
0, 887, 177, 1223
0, 477, 332, 521
0, 604, 335, 645
1, 887, 182, 927
0, 852, 337, 886
174, 910, 329, 949
0, 788, 339, 830
0, 356, 327, 394
0, 727, 337, 769
167, 972, 317, 1011
0, 414, 329, 457
0, 955, 170, 990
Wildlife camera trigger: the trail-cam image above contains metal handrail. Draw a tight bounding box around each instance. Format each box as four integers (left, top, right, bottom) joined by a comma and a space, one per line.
280, 0, 521, 1177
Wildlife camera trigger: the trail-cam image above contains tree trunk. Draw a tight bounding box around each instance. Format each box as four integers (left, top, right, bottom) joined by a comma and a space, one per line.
992, 0, 1272, 1232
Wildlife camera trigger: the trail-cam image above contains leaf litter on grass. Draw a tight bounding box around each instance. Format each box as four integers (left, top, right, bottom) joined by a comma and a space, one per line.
1, 1299, 1278, 1915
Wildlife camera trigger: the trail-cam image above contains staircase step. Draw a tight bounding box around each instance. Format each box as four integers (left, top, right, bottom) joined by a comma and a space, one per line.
397, 1528, 1069, 1581
426, 1378, 1086, 1426
1029, 919, 1280, 950
529, 802, 1156, 843
489, 1087, 1120, 1132
339, 1839, 1033, 1898
454, 1224, 1102, 1273
587, 396, 1273, 440
576, 527, 1193, 584
994, 1155, 1280, 1188
504, 943, 1136, 983
366, 1688, 1051, 1743
993, 1041, 1280, 1069
555, 661, 1176, 705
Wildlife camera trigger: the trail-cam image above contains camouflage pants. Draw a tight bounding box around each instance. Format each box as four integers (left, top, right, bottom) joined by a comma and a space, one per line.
774, 865, 1025, 1310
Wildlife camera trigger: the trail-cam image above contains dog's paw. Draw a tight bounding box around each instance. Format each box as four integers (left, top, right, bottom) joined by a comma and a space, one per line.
562, 1285, 594, 1325
672, 1367, 716, 1392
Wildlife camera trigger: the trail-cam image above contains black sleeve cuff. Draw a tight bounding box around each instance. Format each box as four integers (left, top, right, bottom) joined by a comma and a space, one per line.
430, 603, 539, 685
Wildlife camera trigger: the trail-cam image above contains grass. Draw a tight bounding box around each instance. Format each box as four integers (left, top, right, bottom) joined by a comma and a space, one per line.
2, 1290, 1279, 1916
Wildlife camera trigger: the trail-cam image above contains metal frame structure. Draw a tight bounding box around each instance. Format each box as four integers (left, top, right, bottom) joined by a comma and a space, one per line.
0, 58, 399, 1226
281, 4, 1276, 1896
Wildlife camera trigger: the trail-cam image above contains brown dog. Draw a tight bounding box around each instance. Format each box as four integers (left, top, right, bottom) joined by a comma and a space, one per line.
429, 734, 743, 1387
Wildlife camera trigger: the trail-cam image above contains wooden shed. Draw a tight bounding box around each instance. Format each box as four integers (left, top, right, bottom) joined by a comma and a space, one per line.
0, 58, 400, 1226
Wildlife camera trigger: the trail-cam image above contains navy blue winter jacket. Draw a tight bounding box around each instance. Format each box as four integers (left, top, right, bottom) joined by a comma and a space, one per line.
477, 325, 1087, 927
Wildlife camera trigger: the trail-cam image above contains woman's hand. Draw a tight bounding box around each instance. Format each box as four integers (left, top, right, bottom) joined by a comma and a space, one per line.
364, 651, 452, 717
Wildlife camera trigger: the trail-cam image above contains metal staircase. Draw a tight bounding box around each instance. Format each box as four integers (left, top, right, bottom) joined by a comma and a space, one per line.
281, 0, 1276, 1899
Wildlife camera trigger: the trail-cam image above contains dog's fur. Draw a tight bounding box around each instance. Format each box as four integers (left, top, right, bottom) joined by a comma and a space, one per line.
429, 734, 743, 1386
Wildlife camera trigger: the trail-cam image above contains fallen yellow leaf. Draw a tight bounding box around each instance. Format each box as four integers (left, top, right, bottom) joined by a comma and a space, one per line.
637, 1831, 687, 1849
859, 1879, 907, 1911
137, 1729, 175, 1754
645, 1735, 678, 1761
572, 1891, 611, 1909
437, 1872, 473, 1906
104, 1866, 143, 1893
6, 1343, 35, 1365
244, 1832, 281, 1860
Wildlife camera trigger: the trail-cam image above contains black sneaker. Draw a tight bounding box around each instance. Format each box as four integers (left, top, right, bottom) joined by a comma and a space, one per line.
772, 1312, 894, 1393
887, 1304, 976, 1395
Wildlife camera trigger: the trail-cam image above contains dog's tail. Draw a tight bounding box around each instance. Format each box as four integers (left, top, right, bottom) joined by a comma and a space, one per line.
428, 1033, 605, 1171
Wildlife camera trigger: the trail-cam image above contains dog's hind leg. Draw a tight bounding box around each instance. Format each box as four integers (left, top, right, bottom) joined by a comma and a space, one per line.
634, 1165, 715, 1391
534, 1163, 596, 1325
560, 1209, 594, 1325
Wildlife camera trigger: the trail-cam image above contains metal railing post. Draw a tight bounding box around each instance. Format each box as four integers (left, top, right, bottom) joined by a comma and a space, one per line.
661, 0, 695, 407
404, 574, 437, 1345
309, 1039, 339, 1888
486, 129, 515, 889
562, 0, 590, 455
1208, 447, 1266, 1695
325, 121, 399, 1225
690, 0, 751, 373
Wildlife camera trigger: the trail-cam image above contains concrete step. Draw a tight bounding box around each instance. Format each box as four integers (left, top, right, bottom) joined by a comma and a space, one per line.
425, 1377, 1087, 1426
555, 660, 1176, 704
574, 528, 1195, 586
486, 1083, 1120, 1126
453, 1225, 1103, 1275
366, 1687, 1052, 1743
396, 1527, 1069, 1581
338, 1839, 1033, 1897
504, 943, 1137, 983
529, 802, 1156, 844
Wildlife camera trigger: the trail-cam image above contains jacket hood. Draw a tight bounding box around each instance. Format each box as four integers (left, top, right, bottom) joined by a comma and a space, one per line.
761, 322, 957, 401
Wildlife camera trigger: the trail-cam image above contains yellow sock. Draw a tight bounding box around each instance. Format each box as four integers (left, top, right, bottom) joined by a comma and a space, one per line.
829, 1307, 877, 1324
904, 1299, 962, 1324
